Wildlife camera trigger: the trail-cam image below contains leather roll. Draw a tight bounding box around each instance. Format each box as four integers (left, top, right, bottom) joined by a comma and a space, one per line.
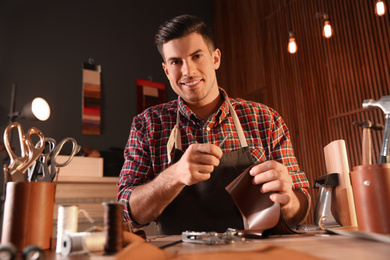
1, 181, 56, 251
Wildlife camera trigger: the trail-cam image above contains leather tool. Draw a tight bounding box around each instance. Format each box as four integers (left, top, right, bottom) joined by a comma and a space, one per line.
313, 173, 340, 228
353, 120, 383, 165
363, 96, 390, 163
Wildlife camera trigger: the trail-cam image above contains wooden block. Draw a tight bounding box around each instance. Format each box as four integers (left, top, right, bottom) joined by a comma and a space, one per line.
55, 182, 118, 200
56, 155, 103, 178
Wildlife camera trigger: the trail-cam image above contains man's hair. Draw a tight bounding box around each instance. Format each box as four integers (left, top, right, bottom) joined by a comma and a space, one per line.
154, 14, 215, 60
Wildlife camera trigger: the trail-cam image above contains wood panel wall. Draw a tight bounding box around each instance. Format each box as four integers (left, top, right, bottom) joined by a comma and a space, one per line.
213, 0, 390, 224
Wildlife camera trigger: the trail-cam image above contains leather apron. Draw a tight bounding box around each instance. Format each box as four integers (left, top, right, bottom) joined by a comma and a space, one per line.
158, 99, 255, 235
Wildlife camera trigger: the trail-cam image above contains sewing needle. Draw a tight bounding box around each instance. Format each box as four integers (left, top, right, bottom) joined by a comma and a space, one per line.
218, 134, 230, 148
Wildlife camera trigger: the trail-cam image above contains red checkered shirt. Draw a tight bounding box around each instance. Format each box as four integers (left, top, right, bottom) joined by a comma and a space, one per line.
117, 88, 310, 225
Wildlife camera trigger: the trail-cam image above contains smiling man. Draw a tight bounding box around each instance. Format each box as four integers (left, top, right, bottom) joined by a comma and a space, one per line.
117, 14, 310, 235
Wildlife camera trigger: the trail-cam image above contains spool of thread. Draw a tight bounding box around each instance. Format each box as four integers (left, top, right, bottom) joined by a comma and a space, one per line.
0, 243, 17, 260
22, 245, 45, 260
56, 205, 79, 253
103, 202, 124, 254
56, 205, 95, 253
61, 232, 105, 256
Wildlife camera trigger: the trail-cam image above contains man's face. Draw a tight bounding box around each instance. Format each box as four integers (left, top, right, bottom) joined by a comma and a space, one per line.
162, 33, 221, 107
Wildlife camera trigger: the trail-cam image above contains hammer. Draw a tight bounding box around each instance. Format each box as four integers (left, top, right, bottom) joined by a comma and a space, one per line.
363, 96, 390, 163
353, 120, 384, 165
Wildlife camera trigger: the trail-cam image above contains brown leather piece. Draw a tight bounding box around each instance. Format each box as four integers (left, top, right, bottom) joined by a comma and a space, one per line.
350, 163, 390, 234
116, 241, 323, 260
225, 164, 284, 236
1, 182, 55, 251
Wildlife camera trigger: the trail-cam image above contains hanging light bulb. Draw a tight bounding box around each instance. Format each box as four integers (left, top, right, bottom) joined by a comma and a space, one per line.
375, 0, 386, 16
287, 31, 298, 54
322, 18, 333, 38
316, 12, 333, 39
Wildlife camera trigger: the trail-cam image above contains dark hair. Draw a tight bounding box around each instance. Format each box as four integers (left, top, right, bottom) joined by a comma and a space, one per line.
154, 14, 215, 59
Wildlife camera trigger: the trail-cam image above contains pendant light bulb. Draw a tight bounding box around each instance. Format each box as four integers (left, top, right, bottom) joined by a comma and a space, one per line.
375, 0, 386, 16
322, 19, 333, 38
287, 32, 298, 54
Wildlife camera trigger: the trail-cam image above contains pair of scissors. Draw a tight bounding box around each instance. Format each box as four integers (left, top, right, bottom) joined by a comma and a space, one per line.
3, 122, 45, 182
27, 137, 56, 182
40, 137, 81, 182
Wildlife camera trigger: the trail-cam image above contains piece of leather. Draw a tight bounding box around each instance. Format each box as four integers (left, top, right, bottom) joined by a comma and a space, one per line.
226, 164, 298, 237
226, 164, 280, 231
350, 163, 390, 234
1, 181, 55, 251
115, 241, 323, 260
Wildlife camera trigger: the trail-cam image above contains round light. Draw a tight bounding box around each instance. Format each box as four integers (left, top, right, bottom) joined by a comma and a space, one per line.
31, 97, 51, 121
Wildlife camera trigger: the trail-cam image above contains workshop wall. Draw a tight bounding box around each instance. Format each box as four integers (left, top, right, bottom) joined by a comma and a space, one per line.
0, 0, 213, 177
213, 0, 390, 224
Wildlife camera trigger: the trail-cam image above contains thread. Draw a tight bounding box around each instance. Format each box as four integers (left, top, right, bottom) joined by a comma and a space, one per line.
56, 205, 79, 253
0, 243, 16, 260
56, 205, 95, 253
61, 232, 105, 256
22, 245, 45, 260
103, 202, 124, 255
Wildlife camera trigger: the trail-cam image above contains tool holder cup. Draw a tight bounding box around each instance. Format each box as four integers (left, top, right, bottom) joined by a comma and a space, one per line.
1, 181, 56, 251
350, 163, 390, 234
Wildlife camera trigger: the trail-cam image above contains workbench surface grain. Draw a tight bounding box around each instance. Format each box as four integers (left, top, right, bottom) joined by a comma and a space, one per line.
147, 234, 389, 260
20, 233, 389, 259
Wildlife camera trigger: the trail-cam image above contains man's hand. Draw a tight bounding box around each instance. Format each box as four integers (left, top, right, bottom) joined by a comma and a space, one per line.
249, 161, 308, 224
171, 143, 223, 186
129, 143, 222, 225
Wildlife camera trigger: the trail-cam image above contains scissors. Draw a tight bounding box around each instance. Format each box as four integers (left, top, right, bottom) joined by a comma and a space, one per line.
40, 137, 81, 182
3, 122, 45, 182
27, 137, 56, 182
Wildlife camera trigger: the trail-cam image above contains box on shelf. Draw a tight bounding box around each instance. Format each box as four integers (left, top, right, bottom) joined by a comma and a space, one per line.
56, 155, 104, 179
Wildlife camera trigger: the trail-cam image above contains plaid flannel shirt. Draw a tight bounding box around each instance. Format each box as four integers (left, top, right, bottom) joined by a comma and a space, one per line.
117, 88, 310, 226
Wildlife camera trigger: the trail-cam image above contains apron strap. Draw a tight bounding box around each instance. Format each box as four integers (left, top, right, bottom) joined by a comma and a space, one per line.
227, 99, 248, 148
167, 97, 247, 164
167, 108, 182, 164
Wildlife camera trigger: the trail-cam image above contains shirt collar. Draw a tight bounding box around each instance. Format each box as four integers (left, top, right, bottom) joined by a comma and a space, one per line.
177, 87, 231, 124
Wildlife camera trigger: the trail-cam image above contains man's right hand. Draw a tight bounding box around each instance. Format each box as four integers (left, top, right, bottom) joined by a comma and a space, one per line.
129, 143, 222, 225
170, 143, 223, 186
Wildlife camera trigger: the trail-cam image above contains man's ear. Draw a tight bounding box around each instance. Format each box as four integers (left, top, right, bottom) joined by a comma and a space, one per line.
162, 62, 169, 77
213, 48, 221, 70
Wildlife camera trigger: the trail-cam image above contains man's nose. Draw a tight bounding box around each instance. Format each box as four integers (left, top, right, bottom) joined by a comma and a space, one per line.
182, 60, 196, 76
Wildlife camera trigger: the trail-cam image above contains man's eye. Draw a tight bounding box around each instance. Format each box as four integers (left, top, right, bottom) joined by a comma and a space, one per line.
171, 60, 180, 65
193, 54, 202, 59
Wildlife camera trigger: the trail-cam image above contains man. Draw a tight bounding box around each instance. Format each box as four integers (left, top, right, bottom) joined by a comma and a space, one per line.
117, 14, 310, 235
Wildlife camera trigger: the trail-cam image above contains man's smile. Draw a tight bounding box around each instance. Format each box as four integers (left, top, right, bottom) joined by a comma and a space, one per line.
180, 79, 202, 87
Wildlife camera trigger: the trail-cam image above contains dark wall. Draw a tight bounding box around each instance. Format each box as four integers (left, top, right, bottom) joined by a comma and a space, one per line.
0, 0, 213, 173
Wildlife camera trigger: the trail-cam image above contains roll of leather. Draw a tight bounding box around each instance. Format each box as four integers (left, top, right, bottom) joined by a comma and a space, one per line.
1, 182, 56, 251
350, 163, 390, 234
324, 140, 358, 227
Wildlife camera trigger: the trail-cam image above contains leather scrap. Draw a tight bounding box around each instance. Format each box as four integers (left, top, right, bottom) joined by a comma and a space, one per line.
115, 241, 323, 260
